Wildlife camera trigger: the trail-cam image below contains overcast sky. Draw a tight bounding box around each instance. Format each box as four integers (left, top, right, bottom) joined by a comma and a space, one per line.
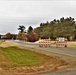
0, 0, 76, 34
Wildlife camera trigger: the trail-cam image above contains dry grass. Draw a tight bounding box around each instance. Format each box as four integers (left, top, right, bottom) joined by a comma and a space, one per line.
67, 41, 76, 47
0, 40, 18, 47
50, 41, 76, 47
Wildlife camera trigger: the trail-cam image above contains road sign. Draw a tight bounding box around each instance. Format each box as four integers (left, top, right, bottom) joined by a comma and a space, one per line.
59, 37, 64, 42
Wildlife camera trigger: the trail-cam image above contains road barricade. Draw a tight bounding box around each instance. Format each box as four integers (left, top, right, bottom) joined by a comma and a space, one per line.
39, 38, 51, 48
55, 37, 67, 47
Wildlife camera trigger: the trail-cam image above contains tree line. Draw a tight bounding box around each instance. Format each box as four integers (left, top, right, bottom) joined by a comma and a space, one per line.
17, 17, 76, 41
17, 25, 36, 42
35, 17, 76, 40
0, 17, 76, 41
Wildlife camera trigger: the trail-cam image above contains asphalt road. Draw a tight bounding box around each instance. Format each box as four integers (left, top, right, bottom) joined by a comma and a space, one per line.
11, 40, 76, 57
9, 40, 76, 75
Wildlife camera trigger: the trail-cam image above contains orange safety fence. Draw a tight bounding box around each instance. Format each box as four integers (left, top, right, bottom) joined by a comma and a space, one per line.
55, 37, 67, 47
39, 38, 51, 48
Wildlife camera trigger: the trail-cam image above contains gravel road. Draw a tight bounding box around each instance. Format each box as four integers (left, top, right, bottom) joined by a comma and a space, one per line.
7, 40, 76, 75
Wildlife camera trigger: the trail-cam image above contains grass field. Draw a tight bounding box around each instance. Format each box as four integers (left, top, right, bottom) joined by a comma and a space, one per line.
0, 46, 51, 68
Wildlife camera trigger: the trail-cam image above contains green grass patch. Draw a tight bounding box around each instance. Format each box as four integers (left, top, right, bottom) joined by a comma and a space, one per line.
0, 47, 50, 68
